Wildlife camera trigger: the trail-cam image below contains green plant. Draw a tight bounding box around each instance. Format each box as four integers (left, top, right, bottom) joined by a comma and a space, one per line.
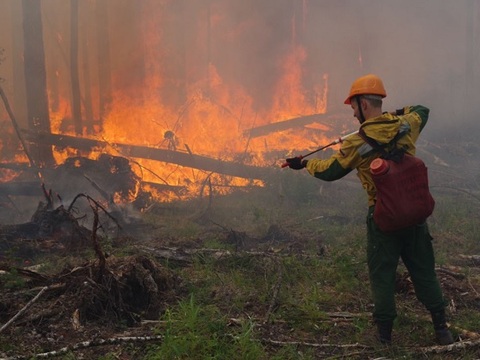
146, 295, 265, 359
1, 269, 26, 289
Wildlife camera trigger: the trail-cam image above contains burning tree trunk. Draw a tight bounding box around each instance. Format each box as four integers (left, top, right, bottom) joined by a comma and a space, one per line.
70, 0, 83, 135
22, 0, 54, 167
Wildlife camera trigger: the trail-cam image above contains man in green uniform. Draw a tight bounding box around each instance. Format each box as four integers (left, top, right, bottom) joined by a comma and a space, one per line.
285, 74, 454, 345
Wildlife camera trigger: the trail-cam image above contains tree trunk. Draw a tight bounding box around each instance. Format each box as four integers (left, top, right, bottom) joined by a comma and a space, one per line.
81, 1, 94, 135
22, 0, 54, 167
10, 0, 28, 128
70, 0, 83, 135
95, 0, 112, 125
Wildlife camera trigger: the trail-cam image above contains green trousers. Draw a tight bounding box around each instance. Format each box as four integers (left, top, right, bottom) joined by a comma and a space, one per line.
366, 206, 447, 322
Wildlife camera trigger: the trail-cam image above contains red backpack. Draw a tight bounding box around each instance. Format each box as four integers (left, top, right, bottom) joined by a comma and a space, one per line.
359, 128, 435, 232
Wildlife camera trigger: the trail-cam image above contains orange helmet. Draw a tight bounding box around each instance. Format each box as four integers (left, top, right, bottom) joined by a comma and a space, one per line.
344, 74, 387, 104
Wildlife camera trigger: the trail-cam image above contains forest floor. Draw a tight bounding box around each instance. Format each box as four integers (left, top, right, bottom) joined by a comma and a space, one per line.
1, 139, 480, 359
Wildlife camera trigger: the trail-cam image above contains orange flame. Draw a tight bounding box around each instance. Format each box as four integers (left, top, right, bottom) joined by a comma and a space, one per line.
36, 43, 332, 203
2, 2, 341, 205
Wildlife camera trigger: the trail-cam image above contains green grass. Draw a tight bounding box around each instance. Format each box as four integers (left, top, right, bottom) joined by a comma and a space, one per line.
139, 180, 480, 359
0, 268, 26, 289
3, 172, 479, 359
105, 177, 480, 360
146, 295, 266, 360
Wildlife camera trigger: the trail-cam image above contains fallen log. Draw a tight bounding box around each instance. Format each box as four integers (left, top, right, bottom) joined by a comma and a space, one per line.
135, 245, 320, 263
24, 131, 277, 180
244, 113, 332, 138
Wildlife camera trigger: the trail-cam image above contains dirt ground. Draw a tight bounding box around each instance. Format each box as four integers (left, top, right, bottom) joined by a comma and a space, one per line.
1, 220, 479, 360
1, 163, 480, 359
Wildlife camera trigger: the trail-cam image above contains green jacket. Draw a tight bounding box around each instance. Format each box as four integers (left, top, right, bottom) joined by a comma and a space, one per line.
305, 105, 429, 206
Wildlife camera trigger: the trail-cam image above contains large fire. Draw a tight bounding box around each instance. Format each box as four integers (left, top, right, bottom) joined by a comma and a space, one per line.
0, 0, 350, 205
49, 47, 329, 202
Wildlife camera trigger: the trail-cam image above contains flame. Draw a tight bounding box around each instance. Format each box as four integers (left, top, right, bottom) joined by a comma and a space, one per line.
5, 47, 331, 204
99, 45, 329, 202
1, 2, 342, 205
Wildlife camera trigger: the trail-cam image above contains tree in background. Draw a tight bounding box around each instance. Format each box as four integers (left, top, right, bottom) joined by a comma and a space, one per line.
22, 0, 54, 167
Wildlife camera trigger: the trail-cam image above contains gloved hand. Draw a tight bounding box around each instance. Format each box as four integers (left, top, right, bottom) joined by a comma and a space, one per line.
285, 157, 307, 170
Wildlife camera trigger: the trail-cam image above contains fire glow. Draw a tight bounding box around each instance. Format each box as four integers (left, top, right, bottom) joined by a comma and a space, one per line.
1, 1, 340, 204
50, 51, 329, 201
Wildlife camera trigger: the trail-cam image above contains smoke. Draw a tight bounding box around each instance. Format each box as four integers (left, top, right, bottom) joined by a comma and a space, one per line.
0, 0, 479, 138
0, 0, 479, 225
158, 0, 479, 133
311, 0, 479, 128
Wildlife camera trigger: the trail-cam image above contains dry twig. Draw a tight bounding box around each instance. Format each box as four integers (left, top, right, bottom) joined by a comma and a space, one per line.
419, 338, 480, 354
435, 266, 465, 279
262, 338, 370, 350
0, 286, 48, 334
264, 260, 283, 323
458, 254, 480, 265
0, 335, 163, 360
90, 204, 106, 282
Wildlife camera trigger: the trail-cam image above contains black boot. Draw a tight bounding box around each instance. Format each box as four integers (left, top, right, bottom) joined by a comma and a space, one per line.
431, 310, 454, 345
376, 320, 393, 345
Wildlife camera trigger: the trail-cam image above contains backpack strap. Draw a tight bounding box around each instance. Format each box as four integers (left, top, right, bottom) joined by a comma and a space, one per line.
359, 127, 408, 163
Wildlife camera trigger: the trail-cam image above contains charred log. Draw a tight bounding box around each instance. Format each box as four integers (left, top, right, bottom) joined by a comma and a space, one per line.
24, 131, 277, 180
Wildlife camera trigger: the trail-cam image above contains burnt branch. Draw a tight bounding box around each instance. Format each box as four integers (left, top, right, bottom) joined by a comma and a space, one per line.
0, 84, 37, 169
90, 204, 106, 282
67, 193, 121, 230
41, 183, 54, 209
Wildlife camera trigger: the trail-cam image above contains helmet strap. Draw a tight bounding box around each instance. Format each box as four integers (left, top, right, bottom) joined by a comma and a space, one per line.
356, 96, 366, 124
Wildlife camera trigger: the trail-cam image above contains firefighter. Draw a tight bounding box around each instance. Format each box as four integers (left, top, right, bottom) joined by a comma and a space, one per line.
285, 74, 454, 345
